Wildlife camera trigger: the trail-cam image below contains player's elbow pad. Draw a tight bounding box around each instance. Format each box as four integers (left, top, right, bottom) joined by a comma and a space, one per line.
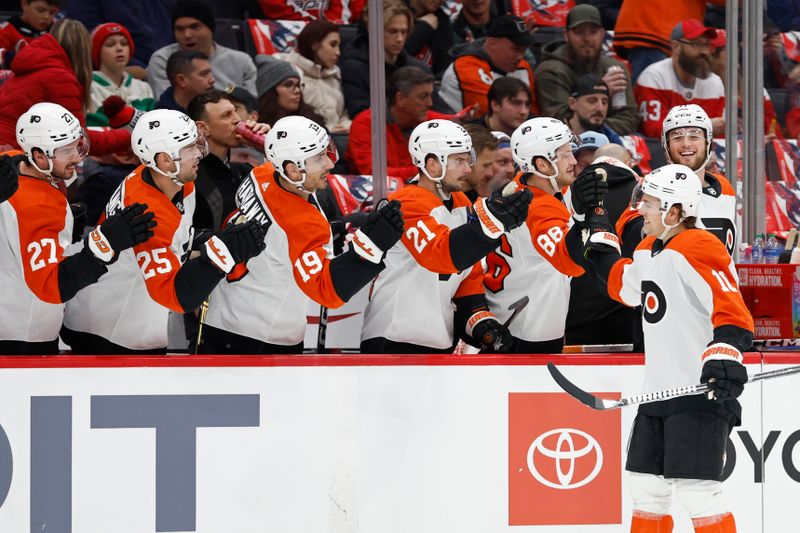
57, 246, 109, 302
173, 257, 226, 312
329, 249, 384, 303
449, 221, 499, 271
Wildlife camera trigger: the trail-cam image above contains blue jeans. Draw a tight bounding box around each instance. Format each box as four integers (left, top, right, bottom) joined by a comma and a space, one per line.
627, 47, 669, 84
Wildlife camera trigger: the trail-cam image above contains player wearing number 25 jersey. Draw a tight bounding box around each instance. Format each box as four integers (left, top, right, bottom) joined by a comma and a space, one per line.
201, 116, 404, 354
484, 117, 587, 353
361, 119, 531, 353
62, 110, 267, 354
0, 103, 156, 355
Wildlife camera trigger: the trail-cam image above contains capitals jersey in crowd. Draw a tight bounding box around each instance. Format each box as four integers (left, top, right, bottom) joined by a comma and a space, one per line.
484, 174, 584, 342
0, 153, 74, 342
616, 171, 737, 257
361, 186, 484, 349
635, 58, 725, 138
204, 163, 343, 347
63, 166, 195, 350
607, 230, 753, 414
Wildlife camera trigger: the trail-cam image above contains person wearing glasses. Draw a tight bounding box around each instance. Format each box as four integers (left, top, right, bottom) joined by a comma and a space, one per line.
634, 20, 726, 139
254, 55, 325, 128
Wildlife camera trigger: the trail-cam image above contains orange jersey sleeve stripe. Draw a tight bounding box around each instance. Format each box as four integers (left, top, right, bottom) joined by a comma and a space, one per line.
453, 263, 485, 300
607, 257, 633, 305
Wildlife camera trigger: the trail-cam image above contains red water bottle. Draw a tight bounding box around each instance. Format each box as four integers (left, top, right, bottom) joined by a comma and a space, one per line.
235, 122, 265, 149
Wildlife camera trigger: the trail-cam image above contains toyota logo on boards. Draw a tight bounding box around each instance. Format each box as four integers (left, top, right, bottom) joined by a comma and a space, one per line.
527, 428, 603, 489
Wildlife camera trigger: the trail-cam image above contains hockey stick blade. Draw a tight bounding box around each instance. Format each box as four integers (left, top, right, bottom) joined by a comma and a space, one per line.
549, 363, 800, 411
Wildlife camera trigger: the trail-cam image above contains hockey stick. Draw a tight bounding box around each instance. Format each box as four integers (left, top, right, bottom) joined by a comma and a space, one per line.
547, 362, 800, 410
453, 295, 529, 354
316, 305, 328, 354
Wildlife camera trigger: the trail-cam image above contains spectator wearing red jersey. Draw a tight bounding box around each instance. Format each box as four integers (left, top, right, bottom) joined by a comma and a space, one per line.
0, 19, 130, 156
634, 20, 725, 139
0, 0, 59, 68
347, 66, 449, 181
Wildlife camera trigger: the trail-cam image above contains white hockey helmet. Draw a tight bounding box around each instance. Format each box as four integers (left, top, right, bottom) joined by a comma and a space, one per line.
132, 109, 207, 181
661, 104, 713, 170
632, 163, 701, 238
408, 119, 473, 182
265, 115, 337, 189
511, 117, 577, 190
16, 102, 88, 176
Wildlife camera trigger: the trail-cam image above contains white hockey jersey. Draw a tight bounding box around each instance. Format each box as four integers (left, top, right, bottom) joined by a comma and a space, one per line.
608, 230, 753, 395
204, 163, 343, 347
360, 185, 485, 350
0, 157, 73, 343
63, 165, 196, 350
484, 174, 584, 342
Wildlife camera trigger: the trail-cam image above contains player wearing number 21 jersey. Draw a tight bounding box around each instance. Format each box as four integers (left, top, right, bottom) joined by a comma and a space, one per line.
361, 119, 532, 353
484, 117, 588, 353
0, 103, 156, 355
62, 110, 267, 354
201, 116, 404, 354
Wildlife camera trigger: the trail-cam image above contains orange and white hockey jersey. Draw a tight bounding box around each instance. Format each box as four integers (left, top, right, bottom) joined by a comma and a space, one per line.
361, 185, 485, 349
63, 165, 196, 350
484, 174, 584, 342
607, 230, 753, 396
635, 58, 725, 138
0, 160, 73, 342
204, 163, 345, 346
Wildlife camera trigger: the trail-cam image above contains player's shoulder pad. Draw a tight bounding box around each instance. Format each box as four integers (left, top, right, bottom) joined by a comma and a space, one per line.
669, 228, 730, 268
707, 172, 735, 196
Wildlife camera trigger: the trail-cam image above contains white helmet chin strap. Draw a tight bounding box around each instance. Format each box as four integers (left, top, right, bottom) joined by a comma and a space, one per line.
420, 157, 451, 200
529, 159, 560, 194
283, 169, 310, 192
658, 210, 685, 241
30, 157, 55, 181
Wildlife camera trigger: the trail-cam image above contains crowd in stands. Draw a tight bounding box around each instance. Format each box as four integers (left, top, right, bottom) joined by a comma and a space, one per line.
0, 0, 796, 353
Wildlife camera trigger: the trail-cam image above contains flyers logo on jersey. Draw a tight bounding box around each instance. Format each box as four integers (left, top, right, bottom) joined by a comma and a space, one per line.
509, 393, 621, 525
642, 280, 667, 324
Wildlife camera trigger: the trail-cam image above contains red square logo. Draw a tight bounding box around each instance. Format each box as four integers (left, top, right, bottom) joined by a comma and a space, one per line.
509, 392, 622, 525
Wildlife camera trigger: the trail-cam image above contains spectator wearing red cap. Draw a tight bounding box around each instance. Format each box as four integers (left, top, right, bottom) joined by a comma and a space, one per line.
634, 20, 725, 139
87, 23, 154, 127
612, 0, 725, 83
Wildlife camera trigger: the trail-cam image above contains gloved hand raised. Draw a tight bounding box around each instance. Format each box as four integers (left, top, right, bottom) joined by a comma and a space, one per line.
87, 203, 157, 263
102, 96, 145, 131
571, 165, 609, 217
352, 199, 404, 263
203, 219, 268, 273
700, 345, 748, 401
474, 182, 532, 239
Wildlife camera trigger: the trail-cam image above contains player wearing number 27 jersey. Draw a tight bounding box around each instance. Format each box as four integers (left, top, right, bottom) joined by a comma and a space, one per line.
484, 118, 587, 353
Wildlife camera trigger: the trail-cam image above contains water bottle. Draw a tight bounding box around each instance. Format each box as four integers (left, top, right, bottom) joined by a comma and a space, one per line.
737, 242, 751, 264
606, 65, 627, 109
751, 234, 765, 264
764, 233, 782, 264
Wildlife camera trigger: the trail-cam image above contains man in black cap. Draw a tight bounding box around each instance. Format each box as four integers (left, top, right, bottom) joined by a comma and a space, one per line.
146, 0, 256, 102
566, 74, 622, 143
440, 14, 537, 118
535, 4, 637, 135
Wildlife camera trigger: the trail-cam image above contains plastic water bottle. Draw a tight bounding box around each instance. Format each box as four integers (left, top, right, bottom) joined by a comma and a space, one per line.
751, 234, 765, 264
737, 242, 751, 264
764, 234, 782, 264
607, 66, 627, 109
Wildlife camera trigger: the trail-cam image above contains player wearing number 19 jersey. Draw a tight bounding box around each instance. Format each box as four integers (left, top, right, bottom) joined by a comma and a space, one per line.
62, 110, 267, 354
484, 117, 588, 353
201, 115, 404, 354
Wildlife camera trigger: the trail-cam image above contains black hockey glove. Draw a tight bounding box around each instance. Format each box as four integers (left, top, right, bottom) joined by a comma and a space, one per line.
352, 199, 404, 263
701, 352, 748, 401
70, 202, 87, 243
87, 202, 157, 263
582, 207, 621, 259
203, 219, 268, 273
474, 188, 532, 238
570, 166, 609, 217
0, 154, 19, 203
472, 317, 513, 353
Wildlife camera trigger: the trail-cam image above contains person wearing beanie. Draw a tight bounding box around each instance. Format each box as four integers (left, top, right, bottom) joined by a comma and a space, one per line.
254, 55, 325, 127
87, 22, 154, 127
147, 0, 256, 102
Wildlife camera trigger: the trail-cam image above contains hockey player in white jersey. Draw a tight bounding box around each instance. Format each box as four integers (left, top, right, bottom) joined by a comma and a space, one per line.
0, 103, 157, 354
483, 117, 598, 353
581, 164, 753, 533
62, 109, 268, 353
200, 115, 404, 354
617, 104, 737, 256
361, 119, 532, 353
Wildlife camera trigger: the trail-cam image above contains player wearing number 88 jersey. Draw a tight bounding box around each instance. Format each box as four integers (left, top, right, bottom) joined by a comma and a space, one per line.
484, 117, 590, 353
62, 109, 267, 353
